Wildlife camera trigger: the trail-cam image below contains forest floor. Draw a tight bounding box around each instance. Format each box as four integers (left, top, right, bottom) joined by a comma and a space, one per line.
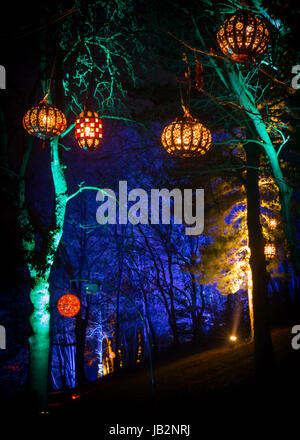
2, 326, 299, 434
46, 326, 300, 429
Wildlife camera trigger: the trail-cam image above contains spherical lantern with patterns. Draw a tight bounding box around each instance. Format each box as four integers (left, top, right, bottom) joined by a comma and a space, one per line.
161, 113, 212, 157
75, 109, 103, 152
217, 10, 270, 63
57, 294, 81, 317
264, 243, 276, 259
23, 99, 67, 140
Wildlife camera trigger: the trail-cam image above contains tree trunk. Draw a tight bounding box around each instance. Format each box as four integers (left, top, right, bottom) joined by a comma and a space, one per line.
28, 278, 51, 411
169, 290, 180, 345
75, 313, 88, 386
246, 268, 254, 340
115, 251, 124, 370
190, 273, 204, 342
22, 134, 68, 411
228, 68, 300, 277
245, 143, 274, 373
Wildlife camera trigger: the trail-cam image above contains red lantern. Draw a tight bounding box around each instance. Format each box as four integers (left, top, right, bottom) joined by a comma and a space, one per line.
75, 110, 103, 152
57, 294, 81, 317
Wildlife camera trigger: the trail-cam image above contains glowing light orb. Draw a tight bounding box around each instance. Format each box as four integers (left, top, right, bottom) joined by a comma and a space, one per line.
57, 294, 81, 317
23, 99, 67, 140
264, 243, 276, 259
109, 351, 116, 359
75, 110, 103, 152
229, 335, 237, 342
161, 115, 212, 157
217, 10, 270, 63
268, 218, 277, 230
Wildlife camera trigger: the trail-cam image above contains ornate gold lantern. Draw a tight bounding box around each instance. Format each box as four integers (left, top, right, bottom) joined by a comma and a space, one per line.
75, 109, 103, 152
161, 114, 212, 157
217, 10, 270, 62
264, 243, 276, 259
23, 99, 67, 140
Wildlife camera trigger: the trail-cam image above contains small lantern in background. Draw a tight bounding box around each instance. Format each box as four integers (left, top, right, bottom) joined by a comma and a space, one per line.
268, 218, 277, 230
23, 99, 67, 140
57, 294, 81, 317
75, 110, 103, 152
264, 243, 276, 259
217, 10, 270, 63
161, 113, 212, 157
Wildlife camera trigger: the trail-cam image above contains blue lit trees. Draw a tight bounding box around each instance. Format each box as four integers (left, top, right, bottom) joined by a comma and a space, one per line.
3, 0, 299, 411
14, 0, 143, 410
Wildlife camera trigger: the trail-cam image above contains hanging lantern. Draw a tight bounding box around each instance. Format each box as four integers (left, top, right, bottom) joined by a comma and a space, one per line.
23, 99, 67, 140
264, 243, 276, 259
75, 110, 103, 152
217, 10, 270, 63
268, 218, 277, 230
161, 114, 212, 157
57, 294, 81, 317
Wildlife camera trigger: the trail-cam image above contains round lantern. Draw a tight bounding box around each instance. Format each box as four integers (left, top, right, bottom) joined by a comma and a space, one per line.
161, 115, 212, 157
23, 99, 67, 140
264, 243, 276, 259
268, 218, 277, 230
75, 110, 103, 152
57, 294, 81, 317
217, 10, 270, 62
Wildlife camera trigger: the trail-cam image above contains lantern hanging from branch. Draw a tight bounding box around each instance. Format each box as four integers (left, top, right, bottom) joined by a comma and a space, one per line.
264, 243, 276, 259
57, 294, 81, 317
75, 110, 103, 152
161, 111, 212, 157
23, 98, 67, 140
217, 9, 270, 63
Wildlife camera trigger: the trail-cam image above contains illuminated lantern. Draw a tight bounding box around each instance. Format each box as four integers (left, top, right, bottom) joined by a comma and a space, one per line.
23, 99, 67, 140
161, 114, 212, 157
75, 110, 103, 152
57, 294, 81, 317
264, 243, 276, 259
268, 218, 277, 230
217, 10, 270, 62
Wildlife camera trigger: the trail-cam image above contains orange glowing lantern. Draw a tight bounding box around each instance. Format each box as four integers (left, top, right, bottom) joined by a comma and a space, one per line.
75, 109, 103, 152
23, 98, 67, 140
268, 218, 277, 230
57, 294, 81, 317
161, 114, 212, 157
264, 243, 276, 259
217, 10, 270, 63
